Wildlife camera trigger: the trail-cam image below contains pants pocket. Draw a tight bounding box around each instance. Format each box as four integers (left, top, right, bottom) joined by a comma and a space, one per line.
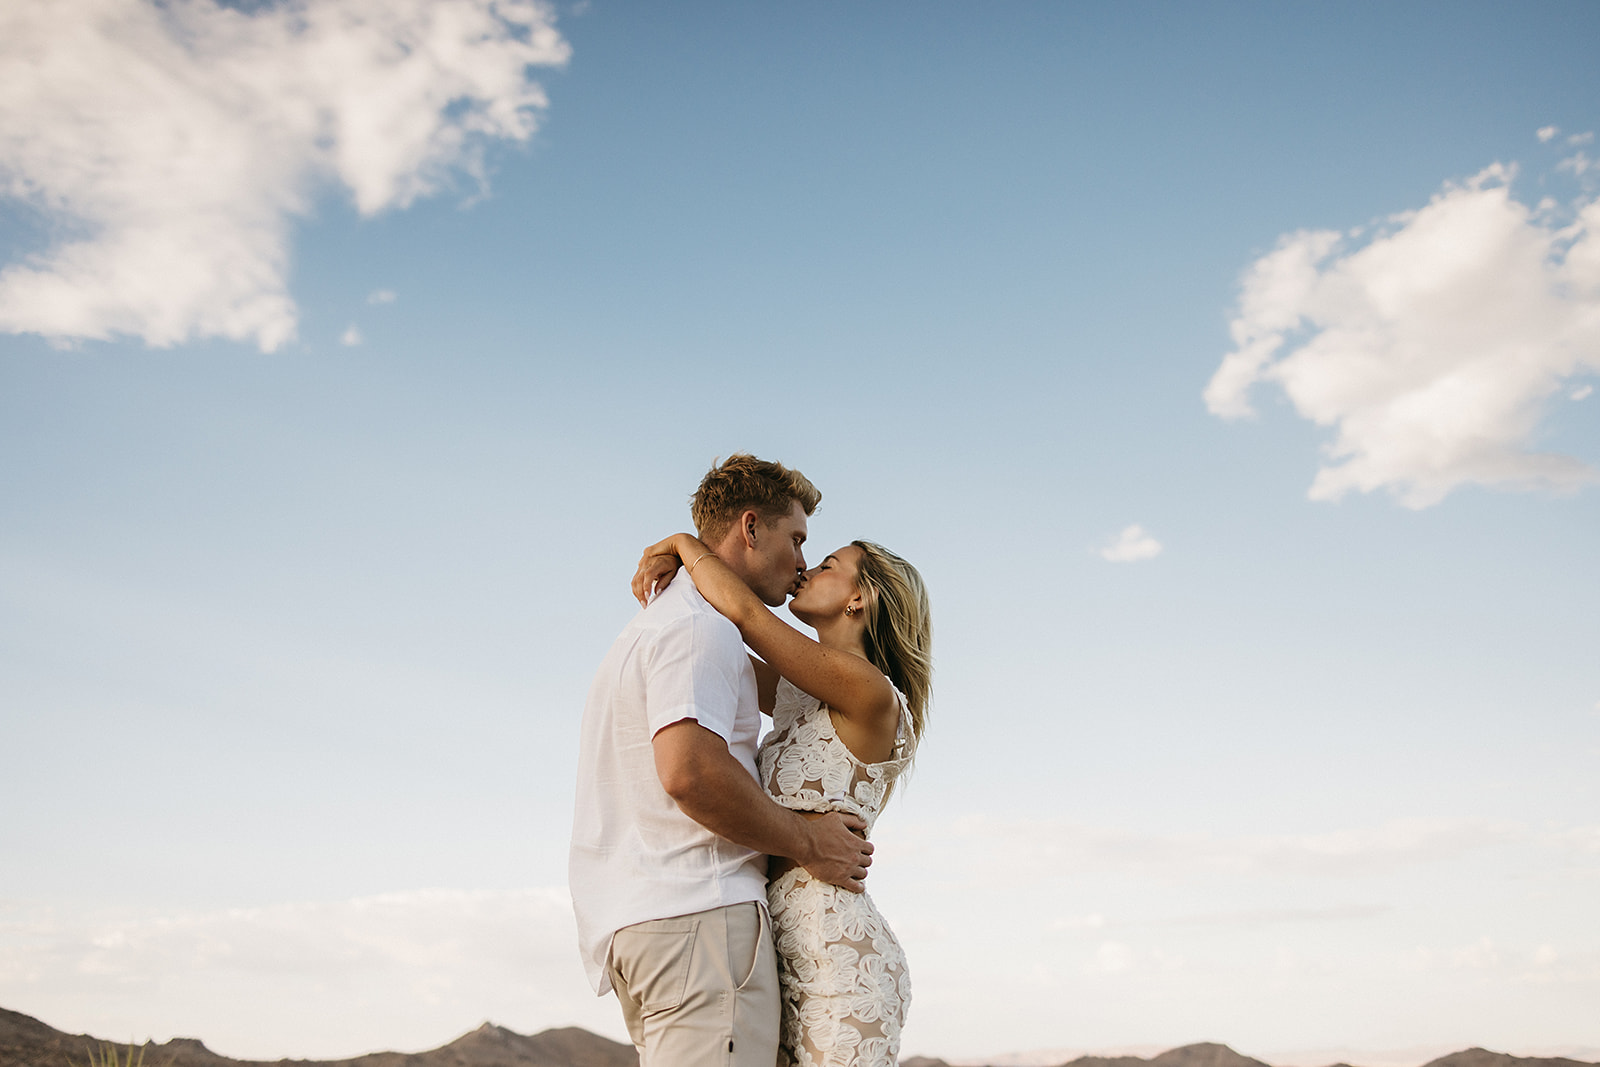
731, 902, 769, 991
611, 918, 698, 1015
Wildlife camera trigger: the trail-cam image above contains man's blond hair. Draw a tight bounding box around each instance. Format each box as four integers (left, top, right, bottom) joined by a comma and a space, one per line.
691, 453, 821, 545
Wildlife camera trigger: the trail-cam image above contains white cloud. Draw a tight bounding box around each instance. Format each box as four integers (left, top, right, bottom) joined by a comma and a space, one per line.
1542, 824, 1600, 853
1206, 164, 1600, 508
1572, 384, 1594, 400
1049, 905, 1388, 934
367, 289, 398, 305
1439, 936, 1600, 985
1559, 152, 1594, 178
1452, 935, 1502, 969
1538, 126, 1560, 143
0, 889, 624, 1059
0, 0, 568, 352
940, 814, 1529, 880
1570, 132, 1596, 147
1145, 904, 1391, 928
1086, 940, 1136, 974
340, 324, 363, 346
1098, 523, 1162, 562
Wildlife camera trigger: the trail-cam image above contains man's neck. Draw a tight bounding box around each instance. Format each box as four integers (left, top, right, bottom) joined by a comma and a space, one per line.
706, 534, 758, 592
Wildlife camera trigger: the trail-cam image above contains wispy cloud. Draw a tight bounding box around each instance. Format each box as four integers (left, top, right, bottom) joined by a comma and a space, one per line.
1434, 937, 1600, 985
0, 0, 568, 352
1086, 940, 1137, 974
1558, 152, 1594, 179
939, 815, 1532, 880
1144, 904, 1392, 928
1205, 161, 1600, 508
340, 324, 363, 346
0, 889, 618, 1059
1050, 904, 1390, 933
367, 289, 398, 305
1097, 523, 1162, 562
1541, 824, 1600, 854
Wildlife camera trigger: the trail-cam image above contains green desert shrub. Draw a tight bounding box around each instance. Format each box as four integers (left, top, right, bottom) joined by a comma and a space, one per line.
76, 1042, 153, 1067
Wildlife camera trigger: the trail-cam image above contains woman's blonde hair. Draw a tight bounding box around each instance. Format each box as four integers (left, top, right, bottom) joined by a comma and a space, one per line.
851, 540, 932, 754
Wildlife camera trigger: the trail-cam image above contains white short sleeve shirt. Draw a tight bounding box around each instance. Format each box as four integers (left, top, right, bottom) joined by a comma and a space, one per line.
568, 573, 768, 994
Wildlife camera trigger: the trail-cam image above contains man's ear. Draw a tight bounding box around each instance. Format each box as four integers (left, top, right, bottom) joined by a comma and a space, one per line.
738, 508, 762, 550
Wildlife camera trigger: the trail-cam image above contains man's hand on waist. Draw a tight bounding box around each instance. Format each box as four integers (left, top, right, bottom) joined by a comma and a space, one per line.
790, 810, 872, 893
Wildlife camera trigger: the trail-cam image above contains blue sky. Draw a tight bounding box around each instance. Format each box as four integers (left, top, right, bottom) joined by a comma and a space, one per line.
2, 1, 1598, 1063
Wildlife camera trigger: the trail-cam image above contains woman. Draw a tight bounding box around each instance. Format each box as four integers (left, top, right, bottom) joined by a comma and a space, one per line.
633, 532, 932, 1067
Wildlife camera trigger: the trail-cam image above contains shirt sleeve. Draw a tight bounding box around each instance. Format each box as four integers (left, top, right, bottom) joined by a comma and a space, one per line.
643, 611, 748, 742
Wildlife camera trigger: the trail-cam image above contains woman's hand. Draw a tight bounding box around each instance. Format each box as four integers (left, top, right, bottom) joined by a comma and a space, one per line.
633, 551, 681, 607
631, 533, 714, 607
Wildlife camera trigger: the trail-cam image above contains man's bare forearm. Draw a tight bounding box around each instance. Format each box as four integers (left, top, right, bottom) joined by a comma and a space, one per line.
670, 743, 810, 855
653, 720, 872, 890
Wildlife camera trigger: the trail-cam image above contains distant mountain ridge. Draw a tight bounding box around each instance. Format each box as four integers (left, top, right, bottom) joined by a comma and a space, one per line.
0, 1012, 633, 1067
905, 1047, 1600, 1067
4, 1006, 1596, 1067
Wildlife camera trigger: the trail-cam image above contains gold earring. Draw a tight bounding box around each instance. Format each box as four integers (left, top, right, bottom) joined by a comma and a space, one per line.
845, 605, 856, 617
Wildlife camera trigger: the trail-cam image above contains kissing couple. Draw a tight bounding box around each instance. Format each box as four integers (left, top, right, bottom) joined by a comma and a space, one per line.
570, 453, 933, 1067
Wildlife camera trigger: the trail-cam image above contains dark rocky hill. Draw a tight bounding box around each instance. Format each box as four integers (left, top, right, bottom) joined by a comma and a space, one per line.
1042, 1047, 1273, 1067
943, 1045, 1599, 1067
1150, 1045, 1274, 1067
5, 1006, 1597, 1067
1420, 1051, 1600, 1067
0, 1012, 634, 1067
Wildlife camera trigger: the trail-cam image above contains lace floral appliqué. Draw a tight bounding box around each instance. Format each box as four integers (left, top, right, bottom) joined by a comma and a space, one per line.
759, 679, 912, 1067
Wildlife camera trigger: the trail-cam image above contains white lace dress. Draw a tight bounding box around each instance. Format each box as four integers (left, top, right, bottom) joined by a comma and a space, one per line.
758, 677, 913, 1067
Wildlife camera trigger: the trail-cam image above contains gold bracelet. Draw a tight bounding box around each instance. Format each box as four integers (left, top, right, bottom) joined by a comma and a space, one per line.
687, 550, 713, 574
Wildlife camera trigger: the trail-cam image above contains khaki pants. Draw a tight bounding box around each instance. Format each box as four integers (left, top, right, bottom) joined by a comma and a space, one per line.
608, 900, 779, 1067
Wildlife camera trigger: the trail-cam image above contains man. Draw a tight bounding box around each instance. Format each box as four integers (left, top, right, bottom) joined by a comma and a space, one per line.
569, 454, 874, 1067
